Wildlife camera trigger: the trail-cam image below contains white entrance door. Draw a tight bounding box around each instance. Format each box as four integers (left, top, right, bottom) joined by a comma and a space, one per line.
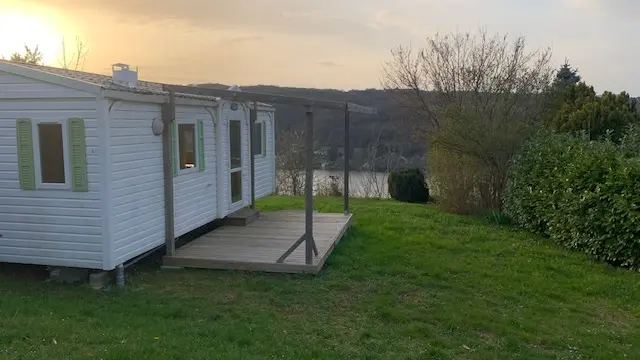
228, 119, 243, 208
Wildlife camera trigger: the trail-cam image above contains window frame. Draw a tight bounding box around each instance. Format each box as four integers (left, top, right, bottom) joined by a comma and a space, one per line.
252, 121, 267, 158
175, 120, 199, 175
32, 119, 71, 190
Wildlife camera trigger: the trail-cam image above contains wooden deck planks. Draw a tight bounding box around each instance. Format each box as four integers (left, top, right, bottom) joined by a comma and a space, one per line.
163, 211, 352, 274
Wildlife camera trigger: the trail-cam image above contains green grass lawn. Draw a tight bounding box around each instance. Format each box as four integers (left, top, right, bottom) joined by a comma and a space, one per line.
1, 196, 639, 360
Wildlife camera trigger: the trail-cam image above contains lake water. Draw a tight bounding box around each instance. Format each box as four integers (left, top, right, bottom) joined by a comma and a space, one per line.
277, 170, 389, 198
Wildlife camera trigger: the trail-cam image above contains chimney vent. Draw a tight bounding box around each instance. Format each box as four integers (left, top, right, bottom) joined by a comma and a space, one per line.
111, 63, 138, 88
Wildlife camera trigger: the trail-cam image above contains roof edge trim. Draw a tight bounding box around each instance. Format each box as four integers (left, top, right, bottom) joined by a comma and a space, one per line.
0, 61, 102, 95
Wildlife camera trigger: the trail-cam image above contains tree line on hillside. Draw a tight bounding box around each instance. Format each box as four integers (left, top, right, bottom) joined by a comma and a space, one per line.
197, 83, 425, 171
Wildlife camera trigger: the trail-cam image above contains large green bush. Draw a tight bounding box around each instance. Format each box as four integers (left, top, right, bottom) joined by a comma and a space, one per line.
504, 128, 640, 268
388, 168, 429, 203
547, 82, 640, 141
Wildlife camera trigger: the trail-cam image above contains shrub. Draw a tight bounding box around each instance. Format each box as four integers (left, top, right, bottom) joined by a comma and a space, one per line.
427, 148, 485, 214
316, 174, 343, 197
548, 82, 640, 142
388, 168, 429, 203
505, 129, 640, 268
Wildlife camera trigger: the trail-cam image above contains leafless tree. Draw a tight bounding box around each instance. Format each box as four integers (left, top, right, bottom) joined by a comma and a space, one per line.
275, 130, 306, 195
58, 36, 90, 71
357, 124, 404, 198
382, 29, 554, 210
276, 130, 347, 197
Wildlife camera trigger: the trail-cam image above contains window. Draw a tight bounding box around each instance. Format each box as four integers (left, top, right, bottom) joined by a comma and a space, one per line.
229, 120, 243, 204
229, 120, 242, 169
178, 123, 196, 170
231, 171, 242, 203
172, 120, 205, 176
38, 123, 66, 184
252, 122, 266, 156
16, 118, 87, 191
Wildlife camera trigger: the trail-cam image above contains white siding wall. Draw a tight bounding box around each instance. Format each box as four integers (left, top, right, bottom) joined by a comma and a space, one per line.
109, 102, 218, 266
254, 110, 276, 199
0, 71, 103, 269
173, 105, 217, 237
109, 101, 165, 266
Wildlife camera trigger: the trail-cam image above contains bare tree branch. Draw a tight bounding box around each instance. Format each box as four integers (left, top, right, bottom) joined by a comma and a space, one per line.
275, 130, 306, 195
58, 36, 90, 71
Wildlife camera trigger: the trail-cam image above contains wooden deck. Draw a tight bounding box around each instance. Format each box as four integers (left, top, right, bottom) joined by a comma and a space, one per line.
163, 211, 352, 274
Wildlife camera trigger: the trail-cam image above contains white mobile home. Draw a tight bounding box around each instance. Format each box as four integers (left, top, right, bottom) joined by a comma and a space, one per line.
0, 61, 275, 271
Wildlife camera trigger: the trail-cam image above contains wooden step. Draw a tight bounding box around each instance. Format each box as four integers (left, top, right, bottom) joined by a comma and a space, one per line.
224, 208, 260, 226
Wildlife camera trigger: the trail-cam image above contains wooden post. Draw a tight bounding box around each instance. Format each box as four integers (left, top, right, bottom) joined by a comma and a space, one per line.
249, 101, 257, 210
161, 91, 176, 256
344, 104, 350, 215
304, 106, 314, 265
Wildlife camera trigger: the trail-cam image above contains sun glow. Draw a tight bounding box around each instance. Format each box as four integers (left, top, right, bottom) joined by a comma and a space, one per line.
0, 8, 64, 65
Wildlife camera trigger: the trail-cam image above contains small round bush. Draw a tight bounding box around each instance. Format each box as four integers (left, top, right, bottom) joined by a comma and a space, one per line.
388, 168, 429, 203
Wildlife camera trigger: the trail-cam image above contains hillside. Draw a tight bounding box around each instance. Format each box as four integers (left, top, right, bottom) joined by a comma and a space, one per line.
197, 84, 425, 169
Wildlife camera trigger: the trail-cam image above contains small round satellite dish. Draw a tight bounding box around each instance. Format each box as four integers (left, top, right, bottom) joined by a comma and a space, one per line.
151, 117, 164, 136
230, 102, 239, 111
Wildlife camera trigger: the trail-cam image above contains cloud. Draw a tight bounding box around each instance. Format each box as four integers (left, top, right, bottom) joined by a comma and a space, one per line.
317, 61, 342, 68
563, 0, 593, 9
376, 10, 397, 24
373, 9, 424, 34
31, 0, 380, 42
280, 9, 324, 18
23, 0, 640, 93
219, 35, 264, 45
563, 0, 640, 16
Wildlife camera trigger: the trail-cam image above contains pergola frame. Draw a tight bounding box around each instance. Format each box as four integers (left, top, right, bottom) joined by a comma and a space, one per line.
162, 84, 376, 265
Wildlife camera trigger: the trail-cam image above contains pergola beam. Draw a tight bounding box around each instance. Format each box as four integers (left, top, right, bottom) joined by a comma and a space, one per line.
346, 103, 377, 115
163, 84, 377, 115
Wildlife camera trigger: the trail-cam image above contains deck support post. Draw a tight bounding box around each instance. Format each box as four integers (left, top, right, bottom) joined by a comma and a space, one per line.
161, 89, 176, 256
344, 104, 350, 215
249, 101, 257, 211
305, 106, 314, 265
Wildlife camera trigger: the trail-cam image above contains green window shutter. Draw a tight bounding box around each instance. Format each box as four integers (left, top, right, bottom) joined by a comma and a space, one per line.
16, 118, 36, 190
197, 120, 205, 171
171, 121, 178, 177
68, 118, 88, 192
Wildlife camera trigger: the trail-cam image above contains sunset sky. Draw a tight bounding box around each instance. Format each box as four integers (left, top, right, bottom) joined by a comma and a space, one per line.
1, 0, 638, 93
